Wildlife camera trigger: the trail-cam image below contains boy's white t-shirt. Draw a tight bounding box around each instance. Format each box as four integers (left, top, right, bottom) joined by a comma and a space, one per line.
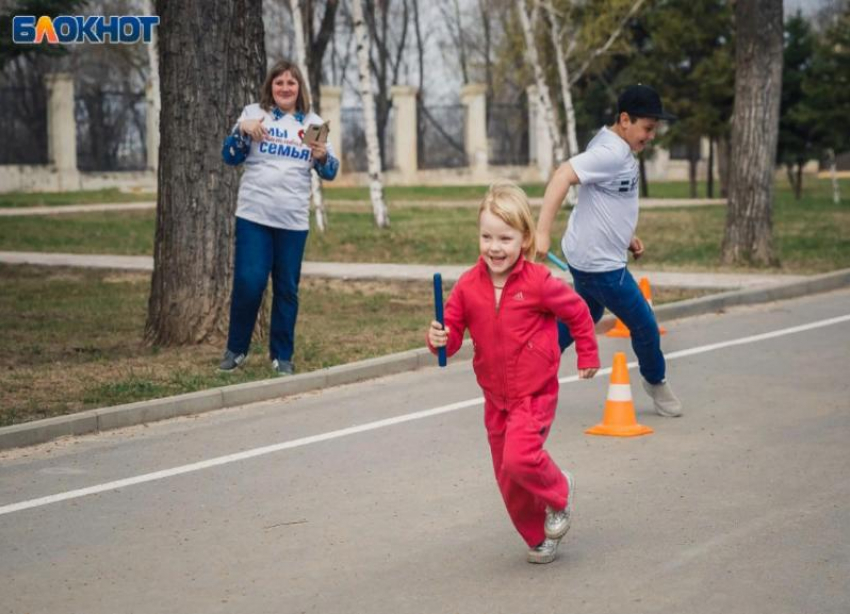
562, 126, 640, 273
234, 103, 334, 231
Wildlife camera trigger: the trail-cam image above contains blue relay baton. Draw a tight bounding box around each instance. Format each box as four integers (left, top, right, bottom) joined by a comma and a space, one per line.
546, 252, 569, 271
433, 273, 447, 367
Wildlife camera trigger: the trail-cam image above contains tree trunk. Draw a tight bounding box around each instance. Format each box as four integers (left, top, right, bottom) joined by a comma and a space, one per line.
517, 0, 565, 165
721, 0, 783, 267
453, 0, 470, 84
795, 161, 803, 200
785, 163, 795, 196
639, 153, 649, 197
146, 0, 266, 345
144, 0, 160, 170
827, 148, 841, 205
542, 0, 578, 203
688, 140, 699, 198
717, 134, 730, 198
290, 0, 327, 232
478, 0, 494, 98
306, 0, 339, 114
707, 137, 715, 198
543, 0, 577, 158
352, 0, 389, 227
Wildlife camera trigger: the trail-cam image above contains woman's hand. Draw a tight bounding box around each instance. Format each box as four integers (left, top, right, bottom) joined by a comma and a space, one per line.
310, 141, 328, 163
428, 321, 449, 348
578, 368, 598, 379
240, 117, 268, 142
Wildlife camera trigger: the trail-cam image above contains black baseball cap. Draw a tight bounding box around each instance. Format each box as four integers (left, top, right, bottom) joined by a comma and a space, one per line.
617, 84, 677, 121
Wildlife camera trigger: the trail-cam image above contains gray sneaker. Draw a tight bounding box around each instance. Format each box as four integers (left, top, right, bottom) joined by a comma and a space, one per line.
219, 350, 247, 372
527, 537, 561, 564
545, 470, 575, 540
642, 379, 683, 417
272, 359, 294, 376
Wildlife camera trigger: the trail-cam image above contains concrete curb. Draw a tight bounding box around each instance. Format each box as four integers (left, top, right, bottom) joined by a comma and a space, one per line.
2, 268, 848, 451
0, 343, 474, 451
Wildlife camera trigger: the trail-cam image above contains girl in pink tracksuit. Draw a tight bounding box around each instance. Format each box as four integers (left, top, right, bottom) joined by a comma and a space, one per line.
428, 181, 599, 564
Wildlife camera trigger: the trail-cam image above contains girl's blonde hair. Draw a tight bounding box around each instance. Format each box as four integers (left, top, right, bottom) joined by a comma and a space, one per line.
479, 180, 537, 260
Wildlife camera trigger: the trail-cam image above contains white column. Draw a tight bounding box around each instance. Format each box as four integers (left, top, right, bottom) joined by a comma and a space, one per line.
526, 85, 552, 178
320, 85, 343, 165
390, 85, 418, 180
461, 83, 488, 174
145, 79, 160, 172
45, 73, 80, 189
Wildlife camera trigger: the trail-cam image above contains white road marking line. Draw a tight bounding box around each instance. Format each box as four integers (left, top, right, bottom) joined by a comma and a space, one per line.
2, 313, 849, 517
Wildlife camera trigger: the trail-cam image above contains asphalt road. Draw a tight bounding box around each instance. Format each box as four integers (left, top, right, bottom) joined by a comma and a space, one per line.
2, 288, 849, 614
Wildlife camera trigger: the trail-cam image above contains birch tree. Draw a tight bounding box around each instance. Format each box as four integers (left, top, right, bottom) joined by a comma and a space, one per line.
143, 0, 160, 170
542, 0, 577, 158
290, 0, 328, 232
352, 0, 390, 227
516, 0, 565, 165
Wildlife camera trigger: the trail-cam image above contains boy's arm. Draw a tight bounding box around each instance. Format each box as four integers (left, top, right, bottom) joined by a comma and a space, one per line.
540, 273, 600, 370
536, 162, 581, 258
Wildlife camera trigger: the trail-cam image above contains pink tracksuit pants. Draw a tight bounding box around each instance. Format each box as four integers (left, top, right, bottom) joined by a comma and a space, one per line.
484, 379, 570, 547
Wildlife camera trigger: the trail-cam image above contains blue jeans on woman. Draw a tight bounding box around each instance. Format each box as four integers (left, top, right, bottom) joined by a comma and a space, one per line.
226, 217, 309, 362
557, 265, 666, 385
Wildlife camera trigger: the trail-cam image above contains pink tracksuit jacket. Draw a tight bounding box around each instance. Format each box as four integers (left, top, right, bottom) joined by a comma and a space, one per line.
429, 255, 599, 547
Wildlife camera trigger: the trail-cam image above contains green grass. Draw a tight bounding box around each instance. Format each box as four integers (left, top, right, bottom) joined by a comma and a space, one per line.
0, 264, 709, 426
0, 179, 847, 273
0, 188, 156, 208
326, 180, 719, 200
0, 266, 434, 426
0, 180, 714, 207
0, 210, 155, 254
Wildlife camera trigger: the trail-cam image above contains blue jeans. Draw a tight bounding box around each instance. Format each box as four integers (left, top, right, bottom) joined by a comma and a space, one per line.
558, 265, 665, 384
226, 217, 308, 362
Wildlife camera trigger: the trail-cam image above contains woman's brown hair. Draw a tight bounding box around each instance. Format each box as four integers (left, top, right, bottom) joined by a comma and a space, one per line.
259, 60, 311, 114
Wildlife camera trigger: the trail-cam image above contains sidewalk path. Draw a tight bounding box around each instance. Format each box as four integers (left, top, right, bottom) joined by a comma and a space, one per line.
0, 202, 156, 216
0, 250, 809, 289
0, 197, 726, 217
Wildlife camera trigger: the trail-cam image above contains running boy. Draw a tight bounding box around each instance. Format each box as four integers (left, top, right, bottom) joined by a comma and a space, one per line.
427, 181, 600, 564
535, 84, 683, 417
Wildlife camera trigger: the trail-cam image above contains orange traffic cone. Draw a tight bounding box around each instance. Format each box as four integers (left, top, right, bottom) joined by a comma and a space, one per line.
586, 352, 654, 437
639, 277, 666, 335
606, 316, 631, 338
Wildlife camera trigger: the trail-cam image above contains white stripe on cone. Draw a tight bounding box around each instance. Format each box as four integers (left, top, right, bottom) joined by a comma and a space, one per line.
606, 383, 633, 402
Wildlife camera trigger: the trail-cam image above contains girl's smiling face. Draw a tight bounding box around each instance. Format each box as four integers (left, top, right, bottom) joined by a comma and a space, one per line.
479, 209, 525, 282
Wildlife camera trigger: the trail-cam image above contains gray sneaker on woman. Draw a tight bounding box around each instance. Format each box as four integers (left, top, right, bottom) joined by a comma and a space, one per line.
219, 350, 247, 372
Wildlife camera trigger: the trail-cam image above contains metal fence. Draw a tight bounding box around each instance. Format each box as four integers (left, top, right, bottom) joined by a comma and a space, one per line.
340, 106, 395, 172
75, 90, 147, 171
0, 86, 48, 165
487, 100, 529, 166
418, 103, 466, 169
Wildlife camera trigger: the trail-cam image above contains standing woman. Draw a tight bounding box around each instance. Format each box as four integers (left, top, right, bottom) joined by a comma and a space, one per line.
219, 60, 339, 375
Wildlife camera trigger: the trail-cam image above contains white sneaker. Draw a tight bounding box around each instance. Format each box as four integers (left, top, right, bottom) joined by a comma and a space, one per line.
642, 379, 683, 417
527, 537, 561, 564
544, 470, 575, 540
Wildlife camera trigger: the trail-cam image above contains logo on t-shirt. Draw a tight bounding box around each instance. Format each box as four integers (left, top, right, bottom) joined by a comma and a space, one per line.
618, 176, 638, 193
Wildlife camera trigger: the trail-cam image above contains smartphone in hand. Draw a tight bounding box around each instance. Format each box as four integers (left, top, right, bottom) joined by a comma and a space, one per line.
302, 122, 330, 146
